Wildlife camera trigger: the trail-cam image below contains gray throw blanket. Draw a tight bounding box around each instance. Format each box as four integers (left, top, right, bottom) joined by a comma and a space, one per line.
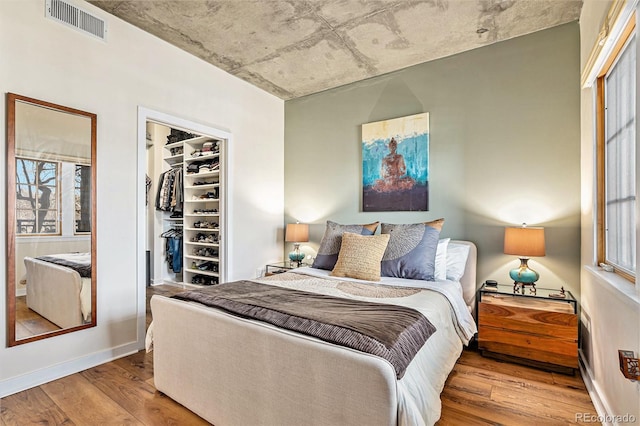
37, 253, 92, 278
172, 280, 436, 378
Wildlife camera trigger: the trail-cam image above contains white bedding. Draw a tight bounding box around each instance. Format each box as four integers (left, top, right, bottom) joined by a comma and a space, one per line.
79, 277, 91, 321
253, 268, 477, 426
290, 267, 477, 343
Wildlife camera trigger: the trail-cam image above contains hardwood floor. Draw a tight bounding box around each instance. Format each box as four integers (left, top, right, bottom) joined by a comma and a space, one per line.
14, 296, 60, 340
1, 285, 597, 425
438, 351, 597, 425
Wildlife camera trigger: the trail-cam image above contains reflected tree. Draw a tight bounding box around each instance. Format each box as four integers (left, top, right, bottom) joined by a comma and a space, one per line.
16, 158, 57, 234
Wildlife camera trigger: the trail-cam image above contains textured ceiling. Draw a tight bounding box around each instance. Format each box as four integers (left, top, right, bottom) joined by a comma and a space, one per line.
90, 0, 583, 100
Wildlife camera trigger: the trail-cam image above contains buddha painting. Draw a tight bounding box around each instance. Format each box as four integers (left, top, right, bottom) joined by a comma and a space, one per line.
373, 137, 416, 192
362, 113, 429, 211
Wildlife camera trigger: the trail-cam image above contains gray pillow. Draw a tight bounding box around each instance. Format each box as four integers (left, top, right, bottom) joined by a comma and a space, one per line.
380, 220, 444, 281
311, 220, 379, 270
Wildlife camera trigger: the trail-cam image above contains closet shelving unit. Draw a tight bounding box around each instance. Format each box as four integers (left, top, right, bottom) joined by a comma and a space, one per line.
182, 136, 224, 287
155, 127, 227, 288
161, 139, 184, 285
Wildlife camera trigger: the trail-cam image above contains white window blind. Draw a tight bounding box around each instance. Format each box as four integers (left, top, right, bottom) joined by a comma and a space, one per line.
605, 34, 636, 274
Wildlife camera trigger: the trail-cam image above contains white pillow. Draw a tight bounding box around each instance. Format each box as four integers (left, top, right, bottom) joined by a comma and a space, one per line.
435, 238, 450, 280
446, 242, 471, 282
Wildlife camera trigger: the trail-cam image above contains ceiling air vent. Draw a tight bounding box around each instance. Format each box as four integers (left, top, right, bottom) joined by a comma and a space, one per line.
46, 0, 107, 41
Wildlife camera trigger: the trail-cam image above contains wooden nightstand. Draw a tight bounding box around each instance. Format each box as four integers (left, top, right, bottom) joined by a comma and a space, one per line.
264, 261, 309, 276
477, 283, 578, 374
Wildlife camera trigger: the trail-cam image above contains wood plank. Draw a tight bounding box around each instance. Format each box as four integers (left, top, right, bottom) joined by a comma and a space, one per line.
436, 405, 496, 426
479, 327, 578, 367
441, 371, 493, 399
478, 302, 577, 339
480, 294, 574, 313
441, 384, 543, 425
456, 350, 557, 385
81, 362, 209, 425
40, 374, 142, 425
14, 321, 34, 341
490, 384, 594, 424
15, 296, 59, 324
113, 349, 155, 382
440, 351, 596, 425
0, 386, 74, 425
14, 296, 61, 338
552, 371, 589, 391
452, 363, 595, 410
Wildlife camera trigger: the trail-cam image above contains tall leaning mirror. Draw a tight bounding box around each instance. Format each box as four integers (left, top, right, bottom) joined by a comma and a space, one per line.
6, 93, 96, 346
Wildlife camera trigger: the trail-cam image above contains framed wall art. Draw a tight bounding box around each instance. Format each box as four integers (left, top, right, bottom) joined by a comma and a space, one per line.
362, 112, 429, 212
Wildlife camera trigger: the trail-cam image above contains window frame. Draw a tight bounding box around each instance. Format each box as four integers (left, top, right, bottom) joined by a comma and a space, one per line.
74, 163, 92, 235
596, 15, 637, 283
15, 156, 61, 236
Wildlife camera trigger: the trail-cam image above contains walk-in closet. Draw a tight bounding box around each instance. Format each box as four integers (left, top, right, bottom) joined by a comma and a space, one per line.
146, 120, 227, 287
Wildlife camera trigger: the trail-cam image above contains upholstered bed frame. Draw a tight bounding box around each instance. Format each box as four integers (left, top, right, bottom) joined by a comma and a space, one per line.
24, 256, 86, 329
150, 240, 477, 425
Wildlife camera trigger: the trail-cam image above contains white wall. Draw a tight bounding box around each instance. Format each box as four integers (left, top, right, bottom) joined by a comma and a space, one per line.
579, 0, 640, 422
0, 0, 284, 395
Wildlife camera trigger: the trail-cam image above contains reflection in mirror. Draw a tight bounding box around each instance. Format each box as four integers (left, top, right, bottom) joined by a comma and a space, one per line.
7, 93, 96, 346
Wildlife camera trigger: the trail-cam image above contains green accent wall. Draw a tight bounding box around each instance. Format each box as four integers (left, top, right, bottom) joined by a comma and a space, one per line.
285, 22, 581, 297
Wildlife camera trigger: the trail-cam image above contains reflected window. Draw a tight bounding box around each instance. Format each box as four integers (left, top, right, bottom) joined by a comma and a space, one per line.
75, 164, 91, 234
15, 157, 60, 235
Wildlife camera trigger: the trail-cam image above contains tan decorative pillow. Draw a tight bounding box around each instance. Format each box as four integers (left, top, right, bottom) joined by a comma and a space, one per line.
330, 232, 391, 281
425, 218, 445, 231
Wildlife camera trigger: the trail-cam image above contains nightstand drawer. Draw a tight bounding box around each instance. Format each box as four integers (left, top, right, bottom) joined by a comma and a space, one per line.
478, 302, 577, 340
478, 326, 578, 368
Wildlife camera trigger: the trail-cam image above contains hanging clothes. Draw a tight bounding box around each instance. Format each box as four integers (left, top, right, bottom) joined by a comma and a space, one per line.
165, 236, 182, 273
160, 228, 183, 273
145, 174, 152, 206
155, 168, 183, 213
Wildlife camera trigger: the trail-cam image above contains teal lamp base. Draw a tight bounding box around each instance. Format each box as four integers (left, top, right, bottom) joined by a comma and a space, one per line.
510, 258, 539, 292
288, 243, 305, 267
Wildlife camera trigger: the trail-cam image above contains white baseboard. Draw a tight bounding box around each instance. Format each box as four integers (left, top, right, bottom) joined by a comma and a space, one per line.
0, 341, 140, 398
579, 349, 615, 426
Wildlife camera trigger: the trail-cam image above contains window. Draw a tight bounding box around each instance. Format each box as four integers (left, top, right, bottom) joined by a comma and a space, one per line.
75, 164, 91, 233
15, 158, 60, 235
597, 21, 636, 280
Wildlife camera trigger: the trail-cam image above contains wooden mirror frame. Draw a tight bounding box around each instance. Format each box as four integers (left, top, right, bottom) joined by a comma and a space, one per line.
6, 93, 97, 346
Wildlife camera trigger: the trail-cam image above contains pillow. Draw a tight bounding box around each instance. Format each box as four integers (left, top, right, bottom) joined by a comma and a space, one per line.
312, 220, 379, 270
330, 232, 390, 281
435, 238, 451, 280
380, 219, 444, 281
446, 242, 471, 282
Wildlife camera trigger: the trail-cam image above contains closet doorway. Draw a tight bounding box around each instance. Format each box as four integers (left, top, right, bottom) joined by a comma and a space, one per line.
136, 107, 231, 346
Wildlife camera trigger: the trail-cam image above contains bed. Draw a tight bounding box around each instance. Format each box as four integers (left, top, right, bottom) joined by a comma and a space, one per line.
24, 253, 92, 329
148, 238, 477, 426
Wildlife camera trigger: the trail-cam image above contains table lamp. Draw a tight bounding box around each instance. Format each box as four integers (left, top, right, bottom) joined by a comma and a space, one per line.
504, 224, 545, 289
285, 222, 309, 266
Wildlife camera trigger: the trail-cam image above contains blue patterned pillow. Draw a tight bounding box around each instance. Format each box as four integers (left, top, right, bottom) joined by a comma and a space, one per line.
312, 220, 379, 270
380, 219, 444, 281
